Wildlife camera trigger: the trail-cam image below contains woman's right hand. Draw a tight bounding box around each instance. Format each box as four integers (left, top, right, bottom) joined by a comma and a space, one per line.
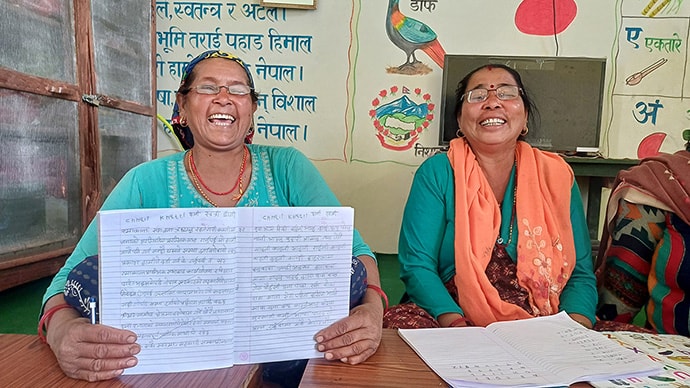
44, 296, 140, 381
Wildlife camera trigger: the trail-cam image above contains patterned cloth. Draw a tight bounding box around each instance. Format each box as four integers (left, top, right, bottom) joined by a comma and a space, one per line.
598, 201, 690, 335
596, 150, 690, 335
485, 245, 532, 314
383, 245, 655, 334
63, 255, 99, 322
592, 319, 655, 334
384, 246, 530, 328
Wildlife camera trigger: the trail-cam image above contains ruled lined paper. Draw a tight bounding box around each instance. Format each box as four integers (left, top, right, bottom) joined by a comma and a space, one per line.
98, 207, 353, 374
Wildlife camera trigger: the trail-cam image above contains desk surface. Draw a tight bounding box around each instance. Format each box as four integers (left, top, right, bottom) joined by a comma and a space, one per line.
0, 334, 261, 388
300, 329, 445, 387
300, 328, 593, 388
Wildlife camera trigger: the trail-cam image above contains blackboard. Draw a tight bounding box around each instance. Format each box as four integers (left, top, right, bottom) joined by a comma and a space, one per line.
439, 55, 606, 153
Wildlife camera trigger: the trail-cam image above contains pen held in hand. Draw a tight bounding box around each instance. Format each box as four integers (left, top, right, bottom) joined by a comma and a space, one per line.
89, 296, 97, 324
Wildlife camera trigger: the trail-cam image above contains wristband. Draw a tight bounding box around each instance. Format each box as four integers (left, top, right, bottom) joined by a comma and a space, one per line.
366, 284, 389, 309
38, 304, 74, 344
449, 316, 470, 327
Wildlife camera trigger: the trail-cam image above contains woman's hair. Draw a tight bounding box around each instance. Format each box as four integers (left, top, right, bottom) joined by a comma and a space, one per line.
453, 63, 540, 138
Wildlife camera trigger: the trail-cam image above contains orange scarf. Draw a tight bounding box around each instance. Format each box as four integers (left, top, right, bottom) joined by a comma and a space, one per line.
447, 138, 576, 326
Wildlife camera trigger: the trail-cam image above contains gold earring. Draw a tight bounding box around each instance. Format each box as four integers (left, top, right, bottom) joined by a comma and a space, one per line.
180, 116, 188, 126
456, 128, 463, 137
520, 127, 529, 136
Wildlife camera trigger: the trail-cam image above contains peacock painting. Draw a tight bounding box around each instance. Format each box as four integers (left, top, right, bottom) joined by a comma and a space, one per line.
386, 0, 446, 74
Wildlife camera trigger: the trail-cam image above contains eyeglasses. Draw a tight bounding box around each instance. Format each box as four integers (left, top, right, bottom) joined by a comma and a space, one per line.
462, 85, 522, 103
188, 84, 254, 96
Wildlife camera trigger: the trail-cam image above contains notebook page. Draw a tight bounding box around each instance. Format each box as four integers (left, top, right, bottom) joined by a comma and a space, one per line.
398, 327, 557, 387
233, 207, 353, 364
490, 312, 662, 383
400, 312, 662, 387
98, 208, 237, 374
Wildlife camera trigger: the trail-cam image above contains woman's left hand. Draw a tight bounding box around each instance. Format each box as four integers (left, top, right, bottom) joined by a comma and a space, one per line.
313, 294, 383, 365
569, 313, 594, 329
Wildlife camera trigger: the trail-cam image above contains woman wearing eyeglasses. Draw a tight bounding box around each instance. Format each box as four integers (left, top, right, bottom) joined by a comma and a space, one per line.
383, 64, 597, 330
40, 51, 383, 385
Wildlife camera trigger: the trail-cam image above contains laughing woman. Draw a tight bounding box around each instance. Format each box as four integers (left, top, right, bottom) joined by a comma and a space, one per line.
383, 64, 597, 330
40, 50, 383, 387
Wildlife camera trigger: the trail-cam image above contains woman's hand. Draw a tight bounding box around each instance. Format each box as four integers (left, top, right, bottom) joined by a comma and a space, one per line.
314, 255, 383, 364
438, 312, 469, 327
314, 295, 383, 365
44, 296, 140, 381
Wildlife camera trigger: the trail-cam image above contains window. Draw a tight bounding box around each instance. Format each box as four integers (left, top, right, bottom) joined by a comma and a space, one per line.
0, 0, 155, 290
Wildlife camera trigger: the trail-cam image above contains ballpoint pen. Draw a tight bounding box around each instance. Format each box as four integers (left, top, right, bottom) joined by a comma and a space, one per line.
89, 296, 97, 324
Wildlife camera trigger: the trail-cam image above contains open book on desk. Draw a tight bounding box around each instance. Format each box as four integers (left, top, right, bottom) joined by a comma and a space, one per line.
398, 312, 662, 388
98, 207, 354, 375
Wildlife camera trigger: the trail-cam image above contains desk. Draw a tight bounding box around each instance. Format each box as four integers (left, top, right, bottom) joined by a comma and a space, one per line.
299, 329, 448, 388
300, 329, 593, 388
300, 329, 444, 387
0, 334, 262, 388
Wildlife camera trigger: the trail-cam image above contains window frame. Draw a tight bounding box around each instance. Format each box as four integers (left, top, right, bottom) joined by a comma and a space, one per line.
0, 0, 157, 291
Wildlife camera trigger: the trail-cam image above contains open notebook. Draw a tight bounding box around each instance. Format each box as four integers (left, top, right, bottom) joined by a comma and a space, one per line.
97, 206, 353, 374
398, 312, 661, 388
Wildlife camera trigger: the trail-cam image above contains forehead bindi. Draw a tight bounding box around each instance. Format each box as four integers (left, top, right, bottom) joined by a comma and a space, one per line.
468, 68, 516, 89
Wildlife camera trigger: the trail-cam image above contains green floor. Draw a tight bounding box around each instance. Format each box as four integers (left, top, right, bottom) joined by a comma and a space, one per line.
376, 253, 405, 307
0, 276, 52, 334
0, 254, 404, 334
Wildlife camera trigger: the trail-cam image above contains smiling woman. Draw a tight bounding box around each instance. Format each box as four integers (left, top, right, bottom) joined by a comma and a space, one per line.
439, 55, 607, 153
39, 50, 384, 387
383, 63, 598, 331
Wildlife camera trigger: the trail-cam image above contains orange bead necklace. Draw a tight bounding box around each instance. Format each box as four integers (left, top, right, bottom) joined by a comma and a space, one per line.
189, 146, 247, 197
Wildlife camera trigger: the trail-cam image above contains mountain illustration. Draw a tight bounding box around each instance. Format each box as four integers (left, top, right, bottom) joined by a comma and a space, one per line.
376, 95, 428, 118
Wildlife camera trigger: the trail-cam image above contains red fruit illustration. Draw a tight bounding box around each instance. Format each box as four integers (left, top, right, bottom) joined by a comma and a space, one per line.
637, 132, 666, 159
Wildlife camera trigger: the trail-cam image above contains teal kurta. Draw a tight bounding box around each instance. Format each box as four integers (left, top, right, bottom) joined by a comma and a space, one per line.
44, 144, 374, 304
398, 152, 597, 324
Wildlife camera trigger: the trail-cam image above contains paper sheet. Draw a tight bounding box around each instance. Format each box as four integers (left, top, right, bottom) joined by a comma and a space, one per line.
98, 207, 353, 374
